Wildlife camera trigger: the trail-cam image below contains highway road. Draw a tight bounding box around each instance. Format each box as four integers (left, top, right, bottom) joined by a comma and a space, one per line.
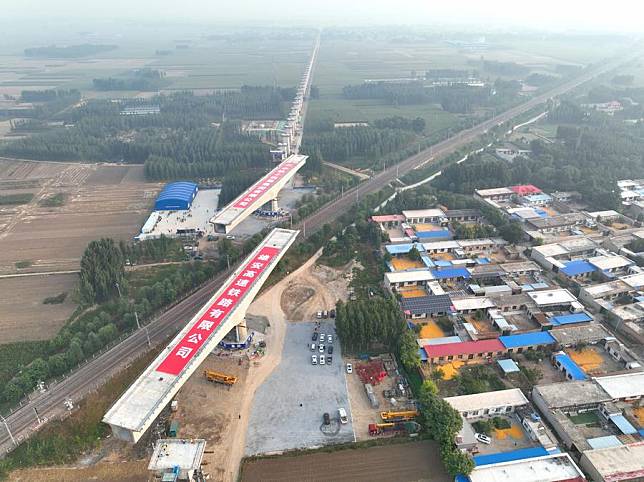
0, 49, 638, 456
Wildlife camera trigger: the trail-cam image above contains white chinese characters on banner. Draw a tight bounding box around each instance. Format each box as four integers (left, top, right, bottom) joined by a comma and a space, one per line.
155, 246, 280, 375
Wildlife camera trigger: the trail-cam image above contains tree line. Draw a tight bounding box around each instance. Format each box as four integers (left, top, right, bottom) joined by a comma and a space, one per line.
341, 80, 521, 114
24, 44, 117, 58
433, 118, 644, 210
1, 238, 217, 405
301, 125, 415, 164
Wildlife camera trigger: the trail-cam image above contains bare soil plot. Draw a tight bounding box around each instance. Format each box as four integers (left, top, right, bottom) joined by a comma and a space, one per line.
0, 273, 78, 342
174, 355, 250, 482
0, 162, 161, 274
8, 460, 148, 482
241, 441, 449, 482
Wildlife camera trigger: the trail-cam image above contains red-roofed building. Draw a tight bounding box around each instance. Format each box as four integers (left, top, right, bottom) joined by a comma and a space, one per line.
510, 184, 542, 196
423, 339, 505, 364
371, 214, 405, 226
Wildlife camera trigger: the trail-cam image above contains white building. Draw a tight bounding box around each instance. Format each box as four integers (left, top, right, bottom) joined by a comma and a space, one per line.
444, 388, 528, 419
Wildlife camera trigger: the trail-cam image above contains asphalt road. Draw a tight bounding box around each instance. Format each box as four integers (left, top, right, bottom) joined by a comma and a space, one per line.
0, 49, 638, 456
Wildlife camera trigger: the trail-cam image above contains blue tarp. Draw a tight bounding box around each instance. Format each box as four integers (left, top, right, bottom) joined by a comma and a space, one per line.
587, 435, 623, 450
473, 447, 550, 466
535, 208, 549, 218
499, 331, 555, 349
554, 353, 587, 381
550, 312, 593, 326
561, 260, 597, 277
431, 267, 471, 280
610, 414, 638, 435
455, 475, 469, 482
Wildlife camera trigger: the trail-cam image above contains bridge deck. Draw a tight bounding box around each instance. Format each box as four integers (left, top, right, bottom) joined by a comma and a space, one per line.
103, 228, 299, 442
210, 154, 306, 233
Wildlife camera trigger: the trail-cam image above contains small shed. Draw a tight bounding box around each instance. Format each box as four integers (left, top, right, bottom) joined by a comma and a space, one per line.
497, 358, 520, 375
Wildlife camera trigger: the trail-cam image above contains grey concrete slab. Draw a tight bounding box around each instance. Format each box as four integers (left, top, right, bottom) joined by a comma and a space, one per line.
245, 321, 355, 455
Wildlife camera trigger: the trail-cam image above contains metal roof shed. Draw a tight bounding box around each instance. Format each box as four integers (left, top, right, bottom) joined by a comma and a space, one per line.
154, 182, 198, 211
499, 331, 555, 349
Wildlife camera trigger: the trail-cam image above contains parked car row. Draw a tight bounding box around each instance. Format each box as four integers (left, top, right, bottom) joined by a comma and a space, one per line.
311, 331, 334, 365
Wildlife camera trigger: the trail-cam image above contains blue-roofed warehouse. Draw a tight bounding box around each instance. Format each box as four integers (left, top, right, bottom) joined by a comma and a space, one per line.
154, 182, 198, 211
499, 331, 555, 351
553, 352, 587, 381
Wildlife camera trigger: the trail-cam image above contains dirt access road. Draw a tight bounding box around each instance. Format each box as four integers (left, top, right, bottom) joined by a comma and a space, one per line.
241, 440, 449, 482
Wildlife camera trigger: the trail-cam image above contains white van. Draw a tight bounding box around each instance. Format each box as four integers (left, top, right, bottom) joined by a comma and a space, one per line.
338, 407, 348, 424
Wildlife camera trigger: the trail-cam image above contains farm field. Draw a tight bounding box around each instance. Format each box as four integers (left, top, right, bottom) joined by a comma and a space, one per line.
0, 160, 161, 275
0, 160, 160, 342
241, 441, 450, 482
0, 273, 78, 343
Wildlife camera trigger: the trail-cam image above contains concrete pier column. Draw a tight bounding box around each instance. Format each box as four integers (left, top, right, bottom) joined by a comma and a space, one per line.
271, 198, 279, 212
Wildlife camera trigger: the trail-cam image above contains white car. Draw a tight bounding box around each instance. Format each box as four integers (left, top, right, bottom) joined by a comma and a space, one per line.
311, 355, 317, 365
475, 433, 491, 445
319, 344, 325, 353
316, 311, 322, 319
320, 355, 326, 365
320, 333, 326, 343
310, 343, 316, 351
327, 334, 333, 344
338, 407, 348, 424
346, 363, 353, 374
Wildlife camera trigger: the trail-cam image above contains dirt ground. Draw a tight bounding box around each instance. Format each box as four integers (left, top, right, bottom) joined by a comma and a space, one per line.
0, 273, 78, 342
9, 460, 149, 482
280, 260, 351, 321
0, 160, 161, 275
174, 355, 250, 482
241, 441, 450, 482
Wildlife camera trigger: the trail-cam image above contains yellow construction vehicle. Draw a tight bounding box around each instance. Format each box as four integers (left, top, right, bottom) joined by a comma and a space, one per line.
204, 369, 238, 386
380, 409, 418, 421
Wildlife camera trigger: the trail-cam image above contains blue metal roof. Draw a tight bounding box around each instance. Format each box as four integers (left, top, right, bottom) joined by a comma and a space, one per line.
421, 255, 434, 268
561, 260, 597, 276
610, 414, 638, 435
550, 312, 593, 326
473, 447, 550, 466
434, 260, 452, 267
498, 358, 520, 373
554, 353, 587, 380
587, 435, 623, 450
419, 347, 428, 362
386, 244, 412, 254
154, 181, 198, 210
416, 229, 452, 239
499, 331, 555, 349
431, 267, 471, 280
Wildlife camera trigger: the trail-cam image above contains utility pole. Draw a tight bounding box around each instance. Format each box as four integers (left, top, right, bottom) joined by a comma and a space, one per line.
115, 282, 122, 299
226, 254, 230, 270
303, 221, 306, 238
135, 311, 151, 348
33, 407, 41, 424
0, 415, 16, 446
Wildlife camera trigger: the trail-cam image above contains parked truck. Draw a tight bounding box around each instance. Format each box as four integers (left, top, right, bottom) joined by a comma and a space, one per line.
380, 409, 418, 422
368, 421, 421, 436
204, 369, 238, 386
167, 420, 180, 437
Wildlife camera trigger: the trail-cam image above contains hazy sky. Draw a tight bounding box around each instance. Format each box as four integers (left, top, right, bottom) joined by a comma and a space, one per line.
3, 0, 643, 32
